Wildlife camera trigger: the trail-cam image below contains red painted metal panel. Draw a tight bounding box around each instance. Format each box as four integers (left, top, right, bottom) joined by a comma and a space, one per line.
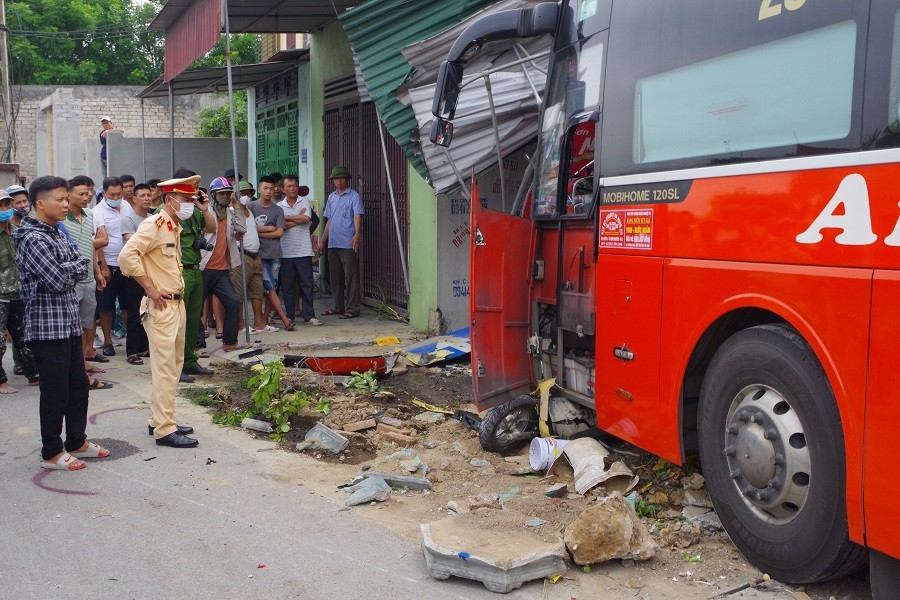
163, 0, 221, 82
470, 182, 535, 410
864, 271, 900, 556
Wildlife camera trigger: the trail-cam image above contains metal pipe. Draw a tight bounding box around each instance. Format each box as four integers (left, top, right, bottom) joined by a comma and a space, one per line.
442, 146, 470, 201
223, 0, 251, 343
375, 115, 410, 296
168, 81, 175, 175
512, 44, 542, 106
483, 73, 506, 212
510, 156, 535, 217
140, 98, 147, 181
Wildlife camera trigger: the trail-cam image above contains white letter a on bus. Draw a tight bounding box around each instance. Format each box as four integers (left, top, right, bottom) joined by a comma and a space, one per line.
796, 174, 877, 245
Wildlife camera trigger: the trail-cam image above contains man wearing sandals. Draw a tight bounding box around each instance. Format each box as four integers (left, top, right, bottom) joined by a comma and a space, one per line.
119, 175, 201, 448
14, 176, 109, 470
318, 166, 364, 319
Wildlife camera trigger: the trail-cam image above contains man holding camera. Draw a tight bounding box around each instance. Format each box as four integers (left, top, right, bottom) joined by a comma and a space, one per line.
164, 169, 215, 383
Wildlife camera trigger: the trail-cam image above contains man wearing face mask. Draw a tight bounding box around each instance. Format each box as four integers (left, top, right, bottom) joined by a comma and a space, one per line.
0, 190, 39, 393
160, 168, 215, 384
196, 177, 244, 362
119, 175, 200, 448
6, 185, 30, 225
231, 182, 264, 332
93, 177, 133, 357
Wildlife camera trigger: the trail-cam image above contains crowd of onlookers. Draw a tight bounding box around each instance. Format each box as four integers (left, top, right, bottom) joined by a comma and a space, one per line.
0, 167, 363, 393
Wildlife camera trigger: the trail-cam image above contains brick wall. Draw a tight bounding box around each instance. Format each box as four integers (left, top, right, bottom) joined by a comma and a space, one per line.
10, 85, 223, 184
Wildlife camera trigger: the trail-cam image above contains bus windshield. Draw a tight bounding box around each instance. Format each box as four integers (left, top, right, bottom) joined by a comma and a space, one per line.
533, 14, 605, 219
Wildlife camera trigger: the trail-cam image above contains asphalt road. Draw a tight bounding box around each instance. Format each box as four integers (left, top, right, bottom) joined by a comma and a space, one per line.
0, 352, 542, 600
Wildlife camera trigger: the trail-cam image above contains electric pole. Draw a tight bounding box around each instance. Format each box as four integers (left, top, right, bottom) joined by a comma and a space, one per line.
0, 0, 13, 163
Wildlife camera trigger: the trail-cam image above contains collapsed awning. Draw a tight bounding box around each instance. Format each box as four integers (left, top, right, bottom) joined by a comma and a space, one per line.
341, 0, 549, 193
135, 52, 309, 99
150, 0, 364, 81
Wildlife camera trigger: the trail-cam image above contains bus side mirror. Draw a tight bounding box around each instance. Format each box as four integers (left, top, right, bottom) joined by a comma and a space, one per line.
430, 118, 454, 147
432, 61, 464, 120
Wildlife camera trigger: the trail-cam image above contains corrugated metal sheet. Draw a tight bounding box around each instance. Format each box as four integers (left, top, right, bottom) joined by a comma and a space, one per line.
341, 0, 549, 189
162, 0, 221, 82
151, 0, 367, 34
340, 0, 501, 180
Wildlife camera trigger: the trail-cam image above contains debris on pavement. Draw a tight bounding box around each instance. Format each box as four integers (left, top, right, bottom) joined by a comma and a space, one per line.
548, 438, 639, 495
402, 327, 470, 366
342, 418, 377, 432
362, 471, 432, 491
304, 423, 349, 453
544, 483, 568, 498
564, 492, 659, 565
421, 509, 567, 593
241, 417, 274, 433
344, 476, 392, 506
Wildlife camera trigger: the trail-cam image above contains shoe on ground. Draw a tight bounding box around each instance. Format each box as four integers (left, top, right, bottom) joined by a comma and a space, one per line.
101, 344, 115, 357
155, 432, 199, 448
306, 318, 323, 326
148, 424, 193, 436
184, 365, 214, 376
179, 372, 195, 383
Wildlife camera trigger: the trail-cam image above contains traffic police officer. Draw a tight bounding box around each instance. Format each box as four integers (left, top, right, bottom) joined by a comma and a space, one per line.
119, 175, 201, 448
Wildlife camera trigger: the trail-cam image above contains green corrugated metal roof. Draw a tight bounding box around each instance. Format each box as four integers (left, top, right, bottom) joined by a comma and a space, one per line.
340, 0, 499, 183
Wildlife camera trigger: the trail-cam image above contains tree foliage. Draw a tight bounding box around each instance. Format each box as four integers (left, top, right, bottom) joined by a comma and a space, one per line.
8, 0, 164, 85
8, 0, 260, 86
197, 91, 248, 138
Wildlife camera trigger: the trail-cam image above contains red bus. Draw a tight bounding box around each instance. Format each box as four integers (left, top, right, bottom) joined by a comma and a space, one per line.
431, 0, 900, 591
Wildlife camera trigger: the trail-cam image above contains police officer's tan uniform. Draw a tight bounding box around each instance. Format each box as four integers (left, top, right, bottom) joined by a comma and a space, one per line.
119, 182, 189, 439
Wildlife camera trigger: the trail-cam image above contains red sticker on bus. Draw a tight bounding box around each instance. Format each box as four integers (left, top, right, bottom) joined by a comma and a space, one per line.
600, 209, 653, 250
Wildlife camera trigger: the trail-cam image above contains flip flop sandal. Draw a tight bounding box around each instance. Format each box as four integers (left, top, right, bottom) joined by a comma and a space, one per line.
283, 321, 295, 332
89, 379, 114, 390
85, 354, 109, 363
85, 366, 106, 374
339, 312, 360, 319
70, 442, 110, 459
322, 309, 343, 316
13, 365, 23, 375
137, 351, 150, 357
215, 333, 224, 339
40, 452, 86, 471
262, 325, 279, 333
197, 349, 214, 358
127, 355, 144, 365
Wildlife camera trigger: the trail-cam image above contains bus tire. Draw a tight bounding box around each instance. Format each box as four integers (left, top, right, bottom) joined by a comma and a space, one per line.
698, 324, 867, 583
479, 395, 538, 453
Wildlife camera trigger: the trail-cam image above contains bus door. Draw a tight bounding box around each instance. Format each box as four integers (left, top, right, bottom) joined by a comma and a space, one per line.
469, 190, 535, 411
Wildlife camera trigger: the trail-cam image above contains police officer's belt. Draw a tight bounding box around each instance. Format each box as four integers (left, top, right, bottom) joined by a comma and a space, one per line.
182, 263, 200, 270
163, 293, 183, 301
243, 250, 259, 259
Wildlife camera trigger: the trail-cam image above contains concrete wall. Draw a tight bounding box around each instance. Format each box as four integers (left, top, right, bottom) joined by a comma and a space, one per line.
310, 21, 355, 203
106, 132, 248, 188
10, 85, 221, 185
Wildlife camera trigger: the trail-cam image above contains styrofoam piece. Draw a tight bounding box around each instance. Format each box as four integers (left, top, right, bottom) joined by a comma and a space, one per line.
421, 511, 567, 593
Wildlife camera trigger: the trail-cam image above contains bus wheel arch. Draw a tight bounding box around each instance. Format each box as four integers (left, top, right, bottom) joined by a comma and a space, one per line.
696, 323, 866, 583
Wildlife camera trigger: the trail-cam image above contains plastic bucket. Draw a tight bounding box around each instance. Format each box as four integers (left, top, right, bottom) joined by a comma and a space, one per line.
529, 437, 570, 471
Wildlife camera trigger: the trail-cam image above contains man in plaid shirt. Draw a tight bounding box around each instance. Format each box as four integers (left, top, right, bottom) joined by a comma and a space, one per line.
14, 176, 110, 471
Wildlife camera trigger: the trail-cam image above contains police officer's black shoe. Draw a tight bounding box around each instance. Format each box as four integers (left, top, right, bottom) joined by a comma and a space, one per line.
184, 365, 214, 376
179, 372, 195, 383
148, 424, 194, 436
156, 432, 199, 448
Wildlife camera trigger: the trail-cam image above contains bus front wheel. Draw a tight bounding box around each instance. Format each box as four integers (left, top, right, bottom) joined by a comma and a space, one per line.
698, 324, 866, 583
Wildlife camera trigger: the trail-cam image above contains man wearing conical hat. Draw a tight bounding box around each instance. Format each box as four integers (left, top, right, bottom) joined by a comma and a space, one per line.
318, 166, 364, 319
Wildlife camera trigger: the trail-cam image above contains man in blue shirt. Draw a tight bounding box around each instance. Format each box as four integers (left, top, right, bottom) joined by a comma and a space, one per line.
318, 166, 364, 318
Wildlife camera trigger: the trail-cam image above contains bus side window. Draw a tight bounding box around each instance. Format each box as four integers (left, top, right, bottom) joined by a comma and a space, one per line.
565, 121, 596, 216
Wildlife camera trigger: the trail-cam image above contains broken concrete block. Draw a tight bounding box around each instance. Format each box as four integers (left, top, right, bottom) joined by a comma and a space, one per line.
423, 440, 438, 449
447, 501, 463, 514
467, 494, 500, 510
241, 418, 274, 433
414, 411, 446, 424
400, 460, 420, 473
304, 423, 349, 453
450, 441, 470, 457
682, 472, 706, 490
377, 416, 404, 428
682, 505, 711, 519
469, 457, 490, 468
544, 483, 568, 498
684, 489, 714, 509
564, 492, 659, 565
362, 471, 432, 491
525, 519, 547, 528
342, 418, 377, 432
380, 430, 419, 447
421, 510, 567, 593
345, 476, 392, 506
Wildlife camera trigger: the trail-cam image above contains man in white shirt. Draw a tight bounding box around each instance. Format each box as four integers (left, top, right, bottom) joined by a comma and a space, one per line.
92, 176, 134, 356
278, 175, 321, 326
